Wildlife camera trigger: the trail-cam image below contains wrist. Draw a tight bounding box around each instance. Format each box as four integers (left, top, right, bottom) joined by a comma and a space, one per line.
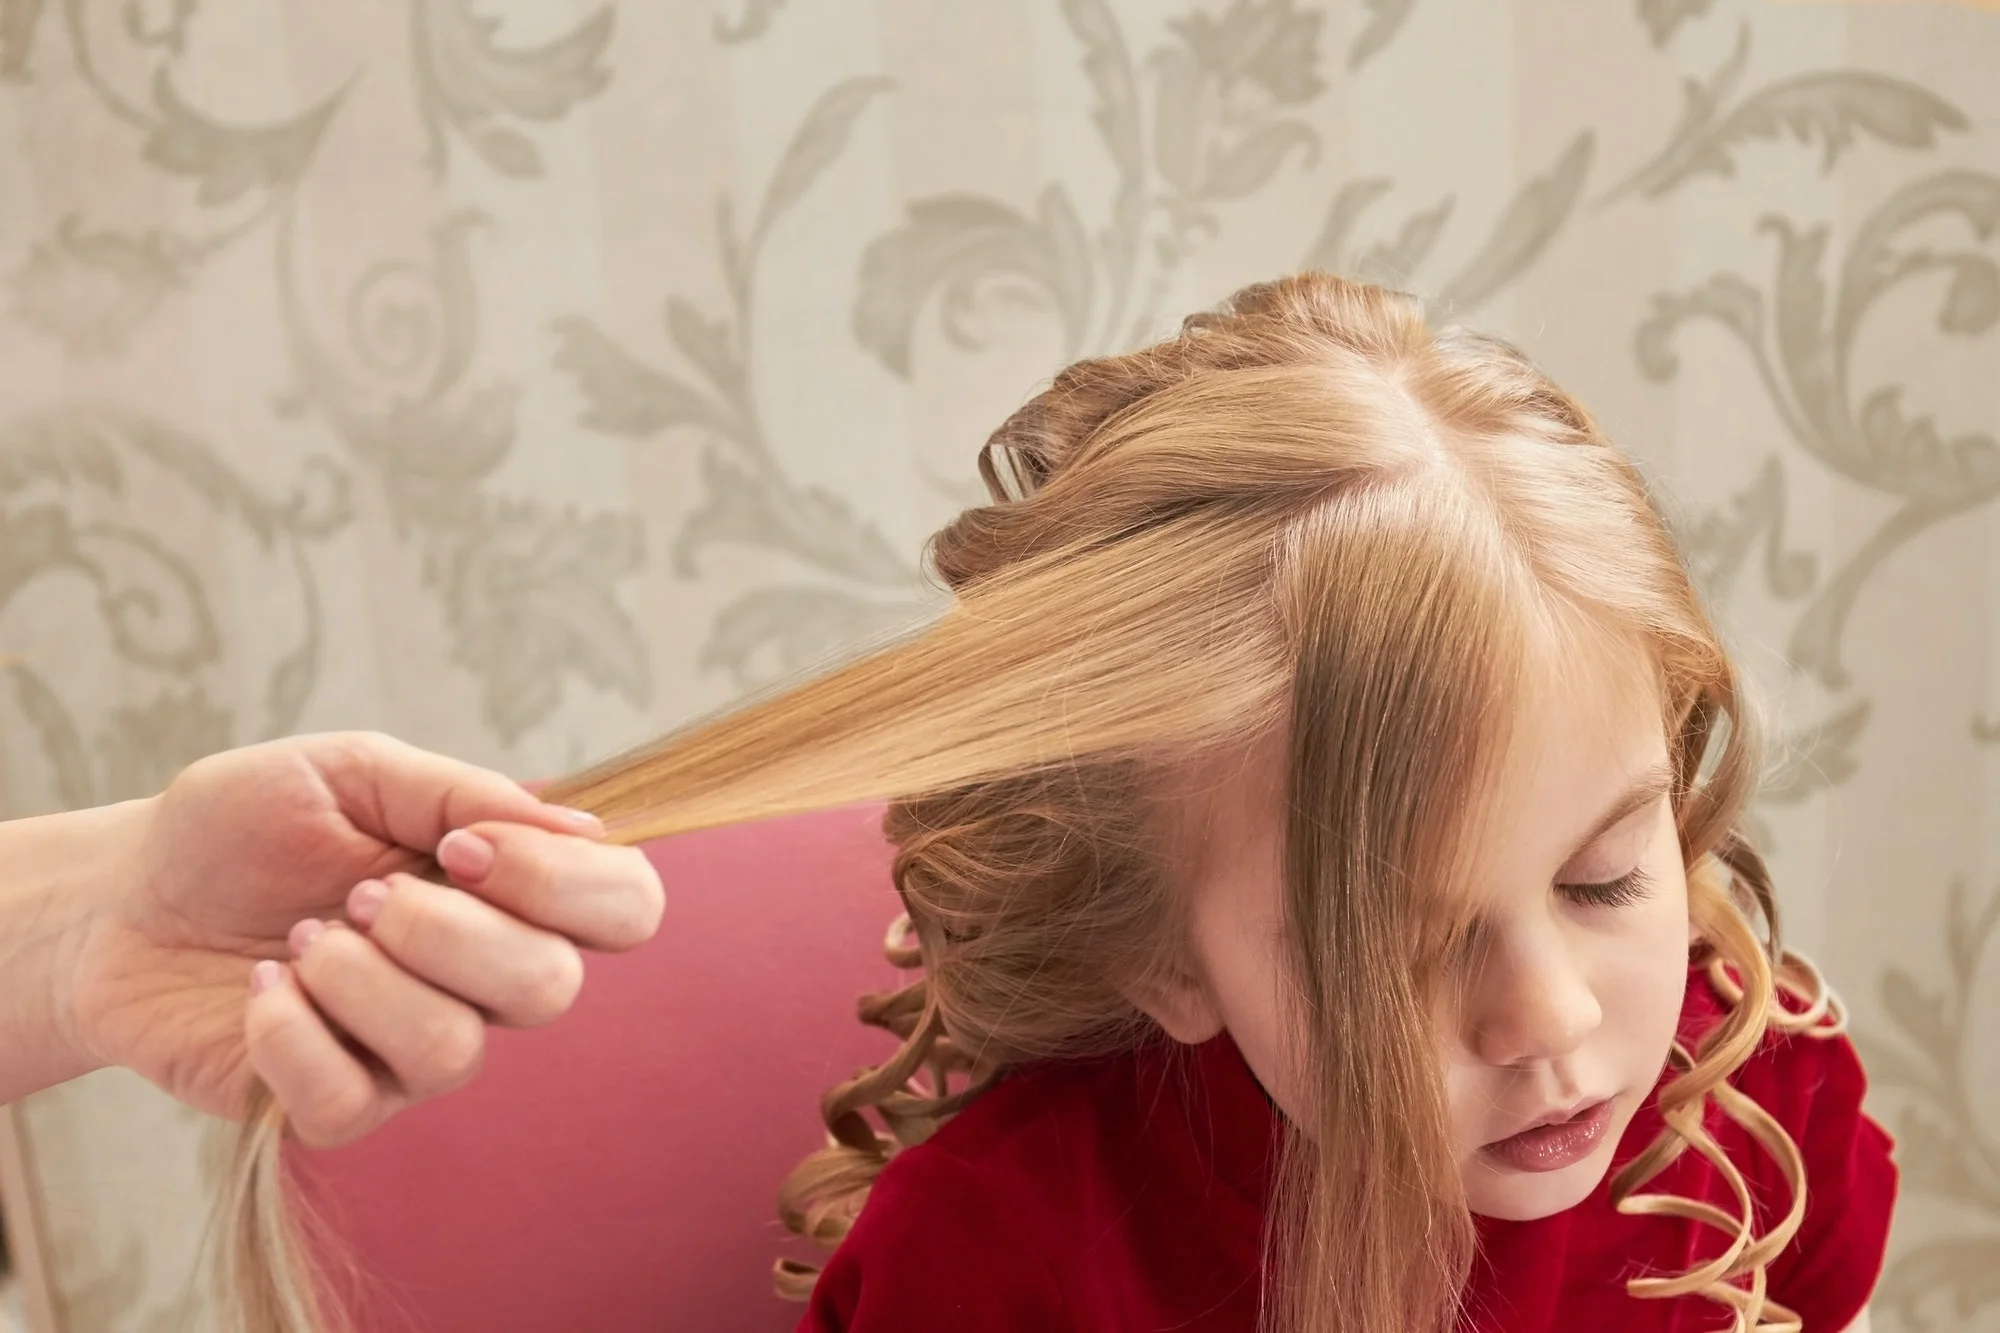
0, 796, 154, 1103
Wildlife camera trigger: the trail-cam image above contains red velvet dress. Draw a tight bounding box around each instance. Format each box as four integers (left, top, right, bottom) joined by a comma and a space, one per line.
801, 967, 1897, 1331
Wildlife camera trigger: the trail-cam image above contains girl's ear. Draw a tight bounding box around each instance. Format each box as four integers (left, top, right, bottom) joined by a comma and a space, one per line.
1124, 966, 1225, 1045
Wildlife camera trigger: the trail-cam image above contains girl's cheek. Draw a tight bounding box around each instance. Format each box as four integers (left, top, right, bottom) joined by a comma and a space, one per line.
1607, 853, 1694, 1065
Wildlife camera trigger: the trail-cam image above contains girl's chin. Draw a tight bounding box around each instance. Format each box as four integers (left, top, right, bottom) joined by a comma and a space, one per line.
1462, 1142, 1616, 1222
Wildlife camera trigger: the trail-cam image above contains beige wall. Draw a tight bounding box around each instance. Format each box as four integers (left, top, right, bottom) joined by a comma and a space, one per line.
0, 0, 1995, 1327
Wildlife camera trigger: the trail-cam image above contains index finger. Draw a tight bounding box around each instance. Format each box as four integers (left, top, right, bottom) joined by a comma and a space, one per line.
436, 821, 664, 952
306, 731, 607, 854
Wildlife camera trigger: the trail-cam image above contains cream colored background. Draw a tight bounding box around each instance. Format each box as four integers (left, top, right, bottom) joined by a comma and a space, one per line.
0, 0, 1995, 1328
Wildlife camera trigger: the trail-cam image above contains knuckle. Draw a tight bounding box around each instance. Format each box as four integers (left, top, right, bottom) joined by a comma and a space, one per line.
322, 729, 387, 773
512, 945, 584, 1023
516, 844, 562, 918
592, 847, 666, 951
480, 829, 558, 918
290, 926, 359, 987
244, 996, 302, 1059
303, 1080, 380, 1147
244, 984, 381, 1147
412, 1011, 486, 1089
377, 876, 444, 953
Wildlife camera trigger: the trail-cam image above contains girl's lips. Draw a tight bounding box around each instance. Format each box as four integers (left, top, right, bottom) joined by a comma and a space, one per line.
1480, 1098, 1615, 1173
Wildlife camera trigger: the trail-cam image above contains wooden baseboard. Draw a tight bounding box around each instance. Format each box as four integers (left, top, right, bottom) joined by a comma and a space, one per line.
0, 1105, 61, 1333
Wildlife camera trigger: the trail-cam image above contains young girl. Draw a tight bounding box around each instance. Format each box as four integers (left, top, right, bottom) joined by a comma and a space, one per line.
233, 273, 1895, 1333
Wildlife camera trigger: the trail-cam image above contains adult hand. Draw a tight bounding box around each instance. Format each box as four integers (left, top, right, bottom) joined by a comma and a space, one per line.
61, 732, 662, 1146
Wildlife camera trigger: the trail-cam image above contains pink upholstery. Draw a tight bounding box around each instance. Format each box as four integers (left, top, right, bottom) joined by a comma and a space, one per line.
290, 806, 905, 1333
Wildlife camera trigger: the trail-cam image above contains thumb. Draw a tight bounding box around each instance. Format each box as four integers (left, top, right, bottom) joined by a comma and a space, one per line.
302, 732, 605, 853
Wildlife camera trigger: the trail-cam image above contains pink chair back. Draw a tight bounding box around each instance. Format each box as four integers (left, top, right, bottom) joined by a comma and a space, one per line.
291, 806, 904, 1333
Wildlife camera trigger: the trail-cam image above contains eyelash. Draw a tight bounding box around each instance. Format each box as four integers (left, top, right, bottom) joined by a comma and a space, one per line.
1558, 867, 1656, 909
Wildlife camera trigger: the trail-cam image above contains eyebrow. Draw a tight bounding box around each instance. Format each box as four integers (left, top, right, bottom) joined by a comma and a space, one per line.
1562, 760, 1676, 864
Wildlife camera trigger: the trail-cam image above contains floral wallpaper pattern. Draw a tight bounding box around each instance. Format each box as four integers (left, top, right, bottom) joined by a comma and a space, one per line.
0, 0, 1994, 1329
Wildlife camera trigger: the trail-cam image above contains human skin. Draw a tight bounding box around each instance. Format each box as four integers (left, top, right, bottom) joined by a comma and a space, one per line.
0, 731, 663, 1147
1140, 650, 1691, 1221
1136, 654, 1874, 1330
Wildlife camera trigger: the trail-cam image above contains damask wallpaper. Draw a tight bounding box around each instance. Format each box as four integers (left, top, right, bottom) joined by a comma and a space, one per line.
0, 0, 1994, 1329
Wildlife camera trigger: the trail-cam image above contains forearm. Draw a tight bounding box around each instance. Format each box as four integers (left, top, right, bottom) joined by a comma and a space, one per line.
0, 799, 147, 1103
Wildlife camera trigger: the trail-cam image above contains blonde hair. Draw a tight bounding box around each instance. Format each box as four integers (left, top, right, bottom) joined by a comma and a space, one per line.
220, 273, 1840, 1333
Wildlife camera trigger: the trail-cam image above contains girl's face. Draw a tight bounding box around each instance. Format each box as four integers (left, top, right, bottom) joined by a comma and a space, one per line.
1146, 654, 1691, 1221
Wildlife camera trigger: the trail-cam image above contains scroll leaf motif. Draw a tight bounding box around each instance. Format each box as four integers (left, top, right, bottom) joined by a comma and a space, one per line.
412, 0, 613, 179
0, 405, 336, 743
0, 408, 124, 496
1167, 0, 1326, 104
1061, 0, 1144, 350
1758, 697, 1869, 805
1300, 176, 1396, 273
1151, 0, 1325, 209
1875, 1237, 2000, 1332
665, 297, 745, 406
715, 0, 789, 45
552, 316, 739, 440
0, 406, 323, 678
114, 411, 291, 545
1352, 195, 1455, 289
124, 0, 199, 54
1937, 252, 2000, 336
6, 215, 196, 358
0, 505, 87, 614
853, 188, 1095, 378
1836, 170, 2000, 352
1636, 274, 1764, 381
1677, 454, 1817, 608
0, 499, 221, 678
269, 206, 644, 743
264, 628, 318, 743
1604, 24, 1967, 203
0, 0, 47, 79
1636, 171, 2000, 688
143, 69, 342, 206
1637, 0, 1716, 46
1151, 46, 1207, 199
421, 491, 652, 745
443, 501, 650, 744
1065, 0, 1144, 177
1349, 0, 1416, 69
339, 212, 488, 405
96, 687, 233, 803
674, 450, 910, 587
1861, 882, 2000, 1331
1715, 72, 1966, 174
1201, 119, 1320, 200
698, 585, 932, 689
1439, 131, 1594, 312
1891, 1110, 2000, 1215
753, 76, 894, 250
1882, 969, 1955, 1072
6, 661, 92, 810
557, 67, 919, 682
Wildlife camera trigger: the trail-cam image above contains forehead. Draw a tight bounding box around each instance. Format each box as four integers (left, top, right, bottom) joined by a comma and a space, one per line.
1462, 625, 1670, 867
1162, 611, 1672, 881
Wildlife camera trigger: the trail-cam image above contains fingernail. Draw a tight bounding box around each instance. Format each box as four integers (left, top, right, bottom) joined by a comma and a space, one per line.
250, 960, 284, 996
288, 919, 327, 957
437, 829, 496, 883
544, 805, 605, 837
348, 879, 390, 928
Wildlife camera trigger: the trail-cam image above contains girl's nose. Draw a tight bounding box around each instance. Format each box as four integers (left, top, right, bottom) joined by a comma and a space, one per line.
1465, 928, 1602, 1068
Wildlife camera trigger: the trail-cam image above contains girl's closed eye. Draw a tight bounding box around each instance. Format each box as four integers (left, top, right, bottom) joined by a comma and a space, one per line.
1559, 866, 1656, 909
